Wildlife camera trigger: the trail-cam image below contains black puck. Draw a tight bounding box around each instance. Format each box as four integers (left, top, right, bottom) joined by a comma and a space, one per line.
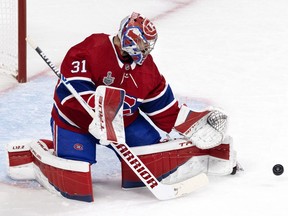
273, 164, 284, 176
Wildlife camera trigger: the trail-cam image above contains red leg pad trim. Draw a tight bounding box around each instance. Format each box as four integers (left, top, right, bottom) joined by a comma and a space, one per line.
8, 151, 33, 167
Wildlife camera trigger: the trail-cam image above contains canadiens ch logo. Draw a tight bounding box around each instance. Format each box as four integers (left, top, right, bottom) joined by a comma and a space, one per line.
103, 71, 115, 86
73, 143, 83, 151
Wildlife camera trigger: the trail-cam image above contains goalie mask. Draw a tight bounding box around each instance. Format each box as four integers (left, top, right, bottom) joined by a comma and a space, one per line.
118, 12, 158, 65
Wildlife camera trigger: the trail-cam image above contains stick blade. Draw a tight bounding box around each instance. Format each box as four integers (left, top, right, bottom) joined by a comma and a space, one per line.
153, 173, 209, 200
172, 173, 209, 198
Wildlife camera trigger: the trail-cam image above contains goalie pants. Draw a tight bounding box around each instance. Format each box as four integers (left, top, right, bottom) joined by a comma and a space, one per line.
50, 114, 161, 164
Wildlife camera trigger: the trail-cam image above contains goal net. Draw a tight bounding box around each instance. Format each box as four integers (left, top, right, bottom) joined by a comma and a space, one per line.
0, 0, 27, 83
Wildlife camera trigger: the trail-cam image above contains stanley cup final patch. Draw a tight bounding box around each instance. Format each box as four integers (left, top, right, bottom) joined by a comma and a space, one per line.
103, 71, 115, 86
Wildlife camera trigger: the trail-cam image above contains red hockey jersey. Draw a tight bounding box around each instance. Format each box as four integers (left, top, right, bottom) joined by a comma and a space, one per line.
52, 34, 179, 134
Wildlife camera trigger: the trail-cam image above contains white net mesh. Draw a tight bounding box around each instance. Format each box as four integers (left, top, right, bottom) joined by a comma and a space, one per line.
0, 0, 18, 77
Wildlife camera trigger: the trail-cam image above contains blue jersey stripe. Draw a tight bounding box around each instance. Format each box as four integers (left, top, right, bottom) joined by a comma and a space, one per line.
140, 84, 175, 114
56, 78, 96, 104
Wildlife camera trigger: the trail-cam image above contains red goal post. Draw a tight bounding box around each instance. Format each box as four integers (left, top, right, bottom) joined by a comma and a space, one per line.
0, 0, 27, 83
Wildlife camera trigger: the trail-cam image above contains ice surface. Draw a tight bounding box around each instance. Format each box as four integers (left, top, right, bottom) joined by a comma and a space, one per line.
1, 0, 288, 215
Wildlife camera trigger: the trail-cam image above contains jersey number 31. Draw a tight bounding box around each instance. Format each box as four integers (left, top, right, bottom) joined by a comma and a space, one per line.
71, 60, 87, 73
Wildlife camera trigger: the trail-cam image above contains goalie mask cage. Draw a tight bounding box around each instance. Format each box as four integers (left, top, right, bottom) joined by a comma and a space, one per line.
0, 0, 27, 83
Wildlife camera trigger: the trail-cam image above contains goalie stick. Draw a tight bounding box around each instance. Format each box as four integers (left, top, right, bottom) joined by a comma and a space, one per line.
26, 37, 209, 200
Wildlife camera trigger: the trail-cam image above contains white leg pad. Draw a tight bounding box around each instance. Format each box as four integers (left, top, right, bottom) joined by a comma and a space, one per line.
122, 136, 237, 188
161, 155, 209, 185
7, 139, 94, 202
8, 163, 35, 180
7, 139, 35, 180
207, 136, 237, 175
161, 140, 236, 185
33, 163, 61, 196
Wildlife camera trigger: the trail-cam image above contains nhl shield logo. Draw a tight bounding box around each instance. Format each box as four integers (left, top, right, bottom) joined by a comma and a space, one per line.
103, 71, 115, 86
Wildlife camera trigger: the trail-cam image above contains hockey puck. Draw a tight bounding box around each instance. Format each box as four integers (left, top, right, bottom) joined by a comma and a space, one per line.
273, 164, 284, 176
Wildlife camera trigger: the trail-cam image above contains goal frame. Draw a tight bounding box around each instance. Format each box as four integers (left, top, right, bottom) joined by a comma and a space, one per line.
17, 0, 27, 83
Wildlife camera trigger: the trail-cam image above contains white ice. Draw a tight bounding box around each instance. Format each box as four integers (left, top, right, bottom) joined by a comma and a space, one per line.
1, 0, 288, 215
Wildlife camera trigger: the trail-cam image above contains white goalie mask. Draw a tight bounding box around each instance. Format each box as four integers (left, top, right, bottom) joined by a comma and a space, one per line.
118, 12, 158, 65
